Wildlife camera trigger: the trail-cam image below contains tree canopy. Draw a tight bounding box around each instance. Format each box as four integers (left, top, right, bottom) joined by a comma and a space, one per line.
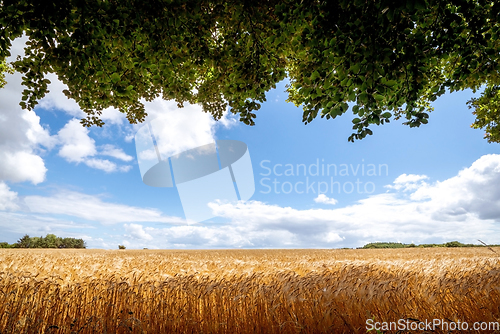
14, 234, 87, 248
1, 0, 499, 141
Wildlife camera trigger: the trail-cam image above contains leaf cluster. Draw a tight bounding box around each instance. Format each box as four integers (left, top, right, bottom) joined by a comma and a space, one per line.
15, 234, 87, 249
0, 0, 499, 141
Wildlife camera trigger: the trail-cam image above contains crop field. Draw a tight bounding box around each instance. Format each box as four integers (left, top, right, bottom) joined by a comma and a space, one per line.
0, 248, 499, 333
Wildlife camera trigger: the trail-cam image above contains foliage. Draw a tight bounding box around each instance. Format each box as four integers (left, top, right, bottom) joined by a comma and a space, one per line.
15, 234, 86, 249
118, 245, 126, 249
0, 1, 500, 141
0, 59, 13, 88
468, 86, 500, 143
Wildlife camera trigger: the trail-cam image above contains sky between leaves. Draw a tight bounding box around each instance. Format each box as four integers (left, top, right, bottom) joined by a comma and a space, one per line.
0, 37, 499, 249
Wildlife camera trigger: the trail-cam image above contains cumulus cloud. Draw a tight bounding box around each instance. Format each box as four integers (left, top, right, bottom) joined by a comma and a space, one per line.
137, 99, 236, 159
100, 108, 126, 125
411, 154, 500, 221
125, 223, 153, 240
0, 36, 56, 184
99, 144, 133, 161
84, 158, 118, 173
314, 194, 338, 205
0, 182, 20, 211
385, 174, 429, 191
57, 119, 97, 163
0, 151, 48, 185
24, 190, 186, 225
56, 119, 132, 172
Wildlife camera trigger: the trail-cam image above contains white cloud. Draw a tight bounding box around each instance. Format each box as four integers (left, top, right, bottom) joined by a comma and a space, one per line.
0, 151, 47, 185
143, 100, 217, 158
99, 144, 133, 161
137, 99, 236, 159
411, 154, 500, 221
0, 36, 56, 184
0, 182, 20, 211
56, 119, 132, 172
314, 194, 338, 205
125, 223, 153, 240
24, 190, 186, 225
57, 119, 97, 163
324, 232, 343, 243
119, 165, 133, 172
385, 173, 429, 191
100, 108, 126, 125
84, 158, 118, 173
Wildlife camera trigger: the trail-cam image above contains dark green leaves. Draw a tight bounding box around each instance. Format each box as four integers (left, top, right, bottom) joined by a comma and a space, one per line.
110, 73, 121, 84
0, 0, 499, 142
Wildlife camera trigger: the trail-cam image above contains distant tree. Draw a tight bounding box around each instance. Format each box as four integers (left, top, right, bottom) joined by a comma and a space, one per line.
74, 238, 86, 249
0, 242, 13, 248
32, 236, 45, 248
14, 234, 86, 249
118, 245, 126, 250
60, 237, 73, 248
361, 241, 492, 249
445, 241, 463, 248
16, 234, 32, 248
44, 234, 58, 248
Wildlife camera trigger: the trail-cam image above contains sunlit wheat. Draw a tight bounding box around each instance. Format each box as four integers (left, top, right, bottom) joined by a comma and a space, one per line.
0, 248, 498, 333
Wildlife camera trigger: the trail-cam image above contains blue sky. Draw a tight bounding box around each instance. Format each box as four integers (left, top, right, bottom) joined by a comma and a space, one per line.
1, 37, 500, 249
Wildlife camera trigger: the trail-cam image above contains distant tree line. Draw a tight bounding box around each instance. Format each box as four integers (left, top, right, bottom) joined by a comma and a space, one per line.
360, 241, 499, 249
0, 234, 86, 249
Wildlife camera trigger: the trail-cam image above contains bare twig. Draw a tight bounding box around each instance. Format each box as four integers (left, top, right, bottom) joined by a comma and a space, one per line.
478, 239, 498, 255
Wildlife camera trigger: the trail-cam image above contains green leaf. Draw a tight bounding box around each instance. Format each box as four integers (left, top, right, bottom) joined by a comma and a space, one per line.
110, 73, 121, 83
385, 80, 397, 87
311, 70, 320, 81
350, 63, 360, 74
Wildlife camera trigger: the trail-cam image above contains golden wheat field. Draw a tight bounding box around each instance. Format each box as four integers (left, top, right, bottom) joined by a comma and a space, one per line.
0, 248, 499, 334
